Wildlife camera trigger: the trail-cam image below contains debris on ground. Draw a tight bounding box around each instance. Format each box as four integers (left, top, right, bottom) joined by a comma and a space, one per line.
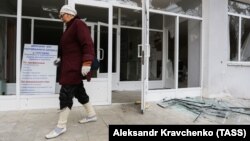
157, 97, 250, 122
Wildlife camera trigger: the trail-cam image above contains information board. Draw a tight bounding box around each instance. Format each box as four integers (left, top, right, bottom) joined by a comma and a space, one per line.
20, 44, 58, 94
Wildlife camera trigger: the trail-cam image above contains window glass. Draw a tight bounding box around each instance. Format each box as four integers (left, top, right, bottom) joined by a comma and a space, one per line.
121, 8, 142, 27
179, 18, 201, 88
113, 7, 118, 25
0, 0, 17, 95
150, 13, 163, 30
0, 17, 16, 95
94, 0, 142, 7
228, 1, 250, 62
33, 20, 63, 82
0, 17, 6, 95
241, 18, 250, 61
7, 18, 17, 84
228, 0, 250, 16
229, 16, 239, 61
120, 28, 141, 81
76, 5, 109, 23
149, 31, 163, 80
150, 0, 202, 17
165, 15, 176, 89
0, 0, 17, 15
22, 0, 64, 18
34, 20, 63, 45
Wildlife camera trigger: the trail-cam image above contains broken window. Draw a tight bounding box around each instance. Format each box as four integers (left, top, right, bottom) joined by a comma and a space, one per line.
149, 31, 163, 80
22, 0, 64, 19
94, 0, 141, 7
229, 15, 239, 61
150, 0, 202, 17
120, 28, 141, 81
241, 18, 250, 61
228, 1, 250, 62
178, 18, 201, 88
228, 0, 250, 16
120, 8, 142, 27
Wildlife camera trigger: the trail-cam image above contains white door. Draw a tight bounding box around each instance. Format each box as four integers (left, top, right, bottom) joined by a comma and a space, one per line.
97, 22, 119, 87
97, 22, 108, 78
70, 1, 113, 105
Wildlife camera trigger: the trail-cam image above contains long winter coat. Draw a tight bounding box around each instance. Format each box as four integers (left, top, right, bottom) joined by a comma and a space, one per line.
59, 16, 94, 85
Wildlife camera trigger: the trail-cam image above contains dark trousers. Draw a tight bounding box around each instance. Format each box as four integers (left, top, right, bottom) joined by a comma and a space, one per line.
59, 82, 89, 110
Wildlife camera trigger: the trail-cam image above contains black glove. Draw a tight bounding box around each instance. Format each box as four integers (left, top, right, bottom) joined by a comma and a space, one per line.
54, 58, 61, 66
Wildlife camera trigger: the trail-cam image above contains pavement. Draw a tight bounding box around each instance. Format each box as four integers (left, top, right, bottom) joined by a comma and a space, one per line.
1, 96, 250, 141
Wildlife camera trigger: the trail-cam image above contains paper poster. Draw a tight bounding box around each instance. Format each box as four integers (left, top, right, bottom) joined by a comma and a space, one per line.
20, 44, 58, 94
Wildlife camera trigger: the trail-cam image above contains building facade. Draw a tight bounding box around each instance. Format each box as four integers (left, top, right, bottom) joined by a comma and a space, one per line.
0, 0, 249, 111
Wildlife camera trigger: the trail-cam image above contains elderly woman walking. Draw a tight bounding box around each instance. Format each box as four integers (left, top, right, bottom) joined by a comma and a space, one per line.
45, 5, 97, 139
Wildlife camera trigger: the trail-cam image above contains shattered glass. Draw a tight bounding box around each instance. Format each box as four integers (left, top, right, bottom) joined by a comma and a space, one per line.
94, 0, 141, 7
228, 0, 250, 62
228, 0, 250, 16
241, 18, 250, 61
158, 97, 250, 123
150, 0, 202, 17
229, 15, 239, 61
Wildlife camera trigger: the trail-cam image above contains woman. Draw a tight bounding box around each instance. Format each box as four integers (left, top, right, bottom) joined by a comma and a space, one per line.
45, 5, 97, 139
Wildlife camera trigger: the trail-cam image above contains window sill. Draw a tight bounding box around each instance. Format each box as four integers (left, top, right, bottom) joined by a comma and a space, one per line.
227, 61, 250, 67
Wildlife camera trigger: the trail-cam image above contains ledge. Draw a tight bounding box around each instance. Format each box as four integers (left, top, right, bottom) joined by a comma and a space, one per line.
227, 61, 250, 67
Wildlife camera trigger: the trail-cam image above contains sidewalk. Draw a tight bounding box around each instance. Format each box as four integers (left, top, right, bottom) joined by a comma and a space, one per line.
1, 97, 250, 141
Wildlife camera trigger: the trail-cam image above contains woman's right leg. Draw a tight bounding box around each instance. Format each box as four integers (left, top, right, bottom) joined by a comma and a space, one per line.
74, 82, 97, 123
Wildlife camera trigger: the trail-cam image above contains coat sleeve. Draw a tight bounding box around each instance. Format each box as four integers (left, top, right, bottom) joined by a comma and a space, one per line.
76, 19, 95, 63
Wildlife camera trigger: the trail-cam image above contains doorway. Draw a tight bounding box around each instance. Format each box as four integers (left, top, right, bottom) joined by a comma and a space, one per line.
73, 1, 113, 105
73, 0, 202, 106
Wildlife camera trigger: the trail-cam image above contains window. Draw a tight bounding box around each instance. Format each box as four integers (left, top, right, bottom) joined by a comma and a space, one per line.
150, 0, 202, 17
228, 0, 250, 62
0, 0, 17, 95
228, 0, 250, 16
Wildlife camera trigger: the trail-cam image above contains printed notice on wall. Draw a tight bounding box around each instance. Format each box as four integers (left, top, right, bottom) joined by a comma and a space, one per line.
20, 44, 58, 95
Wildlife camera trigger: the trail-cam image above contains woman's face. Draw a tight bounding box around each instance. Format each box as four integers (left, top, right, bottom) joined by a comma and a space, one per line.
59, 13, 73, 23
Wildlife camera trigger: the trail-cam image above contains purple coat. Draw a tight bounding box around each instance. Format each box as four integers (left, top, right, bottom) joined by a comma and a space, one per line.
59, 16, 94, 85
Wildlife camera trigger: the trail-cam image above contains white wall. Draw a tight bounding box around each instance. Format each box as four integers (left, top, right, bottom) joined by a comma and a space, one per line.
203, 0, 250, 98
202, 0, 229, 97
225, 65, 250, 98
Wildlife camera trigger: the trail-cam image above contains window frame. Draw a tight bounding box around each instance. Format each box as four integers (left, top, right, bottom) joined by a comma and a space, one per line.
228, 1, 250, 65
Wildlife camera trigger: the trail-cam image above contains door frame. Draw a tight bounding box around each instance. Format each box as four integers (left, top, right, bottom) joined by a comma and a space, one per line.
69, 0, 113, 105
140, 0, 150, 113
145, 4, 203, 102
